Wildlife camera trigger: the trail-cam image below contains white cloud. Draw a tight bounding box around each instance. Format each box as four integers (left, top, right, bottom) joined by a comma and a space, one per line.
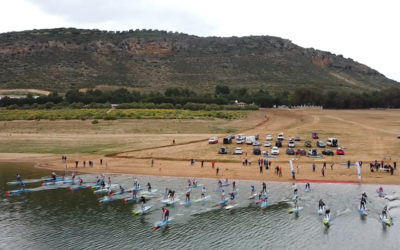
0, 0, 399, 81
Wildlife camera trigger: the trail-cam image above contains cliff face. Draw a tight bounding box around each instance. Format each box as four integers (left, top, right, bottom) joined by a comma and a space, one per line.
0, 28, 397, 92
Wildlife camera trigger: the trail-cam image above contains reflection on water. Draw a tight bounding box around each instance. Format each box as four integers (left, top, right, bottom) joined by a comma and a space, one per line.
1, 163, 400, 249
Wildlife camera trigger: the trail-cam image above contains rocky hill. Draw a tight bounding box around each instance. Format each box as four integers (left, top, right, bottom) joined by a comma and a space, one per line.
0, 28, 397, 92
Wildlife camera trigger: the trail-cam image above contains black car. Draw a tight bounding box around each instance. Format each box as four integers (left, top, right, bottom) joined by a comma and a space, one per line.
322, 149, 334, 156
286, 148, 295, 155
296, 148, 307, 156
223, 137, 232, 144
227, 134, 235, 140
219, 146, 228, 154
253, 147, 261, 155
275, 140, 282, 147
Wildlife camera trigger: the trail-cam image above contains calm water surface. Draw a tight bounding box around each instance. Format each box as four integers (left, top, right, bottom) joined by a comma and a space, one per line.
1, 163, 400, 249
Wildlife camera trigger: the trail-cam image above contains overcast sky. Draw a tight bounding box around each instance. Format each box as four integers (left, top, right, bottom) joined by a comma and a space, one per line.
1, 0, 399, 82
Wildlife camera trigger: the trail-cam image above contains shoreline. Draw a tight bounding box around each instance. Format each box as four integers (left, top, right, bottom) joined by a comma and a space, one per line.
1, 152, 398, 185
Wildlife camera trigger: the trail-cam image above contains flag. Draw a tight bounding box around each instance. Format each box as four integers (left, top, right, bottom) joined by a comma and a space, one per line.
289, 159, 294, 172
356, 161, 361, 180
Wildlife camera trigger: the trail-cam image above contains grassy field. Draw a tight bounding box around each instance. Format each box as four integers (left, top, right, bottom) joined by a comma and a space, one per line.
0, 110, 262, 154
0, 109, 247, 121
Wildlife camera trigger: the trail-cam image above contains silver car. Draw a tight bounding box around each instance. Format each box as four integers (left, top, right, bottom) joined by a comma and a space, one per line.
234, 147, 243, 155
264, 141, 272, 147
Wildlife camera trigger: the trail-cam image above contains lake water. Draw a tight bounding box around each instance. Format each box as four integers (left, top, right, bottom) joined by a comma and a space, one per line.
1, 162, 400, 249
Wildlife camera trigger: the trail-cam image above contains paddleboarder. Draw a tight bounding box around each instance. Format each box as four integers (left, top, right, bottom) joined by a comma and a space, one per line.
382, 205, 388, 219
201, 186, 206, 198
140, 195, 146, 210
318, 199, 325, 210
162, 207, 170, 221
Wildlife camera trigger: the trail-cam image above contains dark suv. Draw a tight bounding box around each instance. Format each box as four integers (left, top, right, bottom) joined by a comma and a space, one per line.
286, 148, 295, 155
253, 147, 261, 155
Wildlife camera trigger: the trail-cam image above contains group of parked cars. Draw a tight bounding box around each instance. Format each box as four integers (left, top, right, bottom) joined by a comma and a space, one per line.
211, 132, 344, 156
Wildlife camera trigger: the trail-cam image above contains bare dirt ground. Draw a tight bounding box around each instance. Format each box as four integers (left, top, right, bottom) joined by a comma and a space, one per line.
1, 109, 400, 184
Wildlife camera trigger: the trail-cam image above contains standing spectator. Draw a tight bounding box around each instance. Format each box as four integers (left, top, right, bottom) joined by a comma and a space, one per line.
322, 167, 325, 177
216, 167, 219, 175
151, 158, 154, 167
394, 161, 397, 170
278, 167, 282, 177
312, 163, 316, 172
259, 165, 263, 174
100, 159, 103, 165
323, 162, 326, 169
330, 162, 334, 170
201, 160, 204, 168
212, 161, 215, 168
347, 160, 351, 169
75, 161, 78, 168
291, 170, 296, 180
173, 139, 175, 145
83, 161, 86, 168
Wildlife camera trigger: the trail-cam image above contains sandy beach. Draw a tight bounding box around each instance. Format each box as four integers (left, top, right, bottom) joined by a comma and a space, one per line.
1, 108, 399, 184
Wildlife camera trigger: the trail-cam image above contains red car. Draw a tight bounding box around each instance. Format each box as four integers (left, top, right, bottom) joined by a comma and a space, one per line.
312, 132, 319, 139
336, 148, 345, 155
208, 137, 218, 144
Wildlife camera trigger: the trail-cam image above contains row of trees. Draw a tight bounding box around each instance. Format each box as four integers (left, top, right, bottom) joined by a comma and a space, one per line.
1, 86, 400, 109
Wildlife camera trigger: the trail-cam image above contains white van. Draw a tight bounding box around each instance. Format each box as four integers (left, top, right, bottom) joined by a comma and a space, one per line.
277, 133, 284, 140
327, 138, 338, 147
246, 136, 256, 145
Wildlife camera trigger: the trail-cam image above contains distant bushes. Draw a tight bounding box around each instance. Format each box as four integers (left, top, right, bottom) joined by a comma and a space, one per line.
1, 85, 400, 110
0, 109, 247, 121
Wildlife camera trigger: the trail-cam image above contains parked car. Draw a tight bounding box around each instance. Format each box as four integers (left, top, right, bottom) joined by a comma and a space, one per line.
327, 138, 338, 147
296, 148, 307, 156
253, 147, 261, 155
227, 134, 235, 140
236, 138, 245, 144
336, 147, 345, 155
253, 141, 261, 146
209, 137, 218, 144
286, 148, 295, 155
277, 133, 285, 140
223, 137, 232, 144
304, 140, 312, 147
234, 147, 243, 155
264, 141, 272, 147
275, 140, 282, 147
271, 146, 280, 155
308, 148, 318, 156
219, 146, 228, 154
322, 149, 334, 156
312, 132, 319, 139
295, 136, 301, 141
236, 134, 246, 140
266, 135, 273, 141
246, 136, 256, 145
316, 141, 326, 148
288, 139, 295, 148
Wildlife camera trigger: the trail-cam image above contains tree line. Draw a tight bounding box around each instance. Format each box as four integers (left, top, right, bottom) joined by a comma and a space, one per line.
1, 86, 400, 109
